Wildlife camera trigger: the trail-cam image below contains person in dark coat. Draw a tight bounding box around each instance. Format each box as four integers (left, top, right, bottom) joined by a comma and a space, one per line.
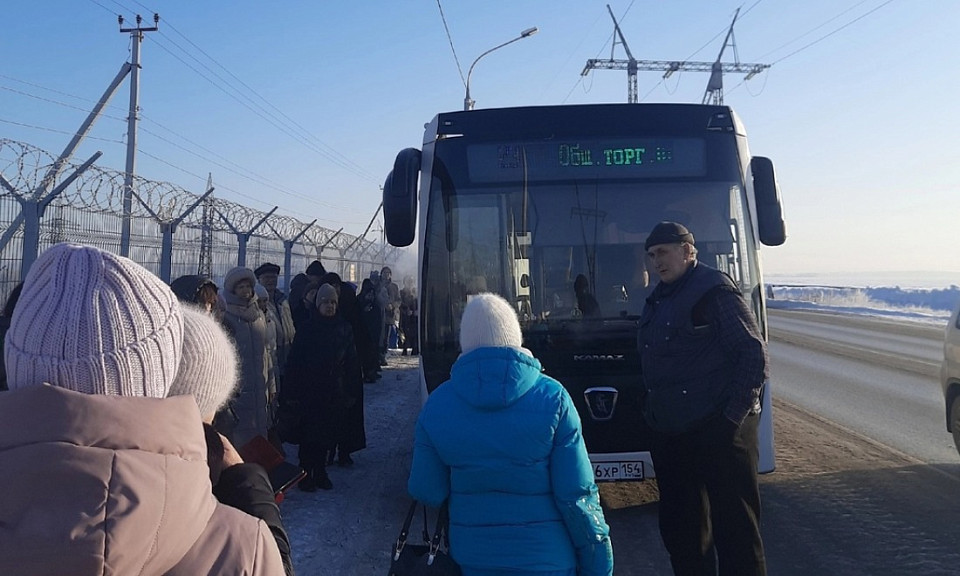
639, 221, 768, 576
574, 274, 602, 318
319, 273, 367, 466
288, 273, 316, 332
281, 284, 362, 491
358, 278, 384, 382
170, 274, 223, 321
0, 282, 23, 392
399, 276, 419, 356
305, 260, 326, 284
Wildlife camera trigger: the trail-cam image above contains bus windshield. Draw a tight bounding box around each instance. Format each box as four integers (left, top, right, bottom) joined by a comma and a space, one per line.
422, 147, 761, 343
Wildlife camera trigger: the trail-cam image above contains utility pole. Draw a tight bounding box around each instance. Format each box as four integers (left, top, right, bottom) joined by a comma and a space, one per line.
581, 5, 768, 104
199, 173, 214, 278
118, 13, 159, 257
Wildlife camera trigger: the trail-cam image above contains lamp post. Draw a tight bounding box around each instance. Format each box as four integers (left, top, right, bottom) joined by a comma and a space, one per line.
464, 27, 538, 111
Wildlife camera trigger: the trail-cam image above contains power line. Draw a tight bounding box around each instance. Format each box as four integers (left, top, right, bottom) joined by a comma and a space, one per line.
0, 117, 124, 144
138, 122, 367, 214
726, 0, 898, 98
170, 25, 374, 180
145, 38, 371, 182
133, 148, 366, 227
562, 0, 636, 103
110, 0, 376, 182
154, 26, 375, 180
0, 74, 127, 115
770, 0, 896, 64
0, 76, 369, 216
436, 0, 466, 88
0, 83, 129, 124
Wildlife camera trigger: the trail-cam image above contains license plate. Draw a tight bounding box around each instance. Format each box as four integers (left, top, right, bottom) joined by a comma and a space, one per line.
593, 461, 644, 482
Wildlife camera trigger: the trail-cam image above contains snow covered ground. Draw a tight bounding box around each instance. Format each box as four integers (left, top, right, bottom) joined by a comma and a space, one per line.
276, 281, 960, 574
280, 352, 422, 574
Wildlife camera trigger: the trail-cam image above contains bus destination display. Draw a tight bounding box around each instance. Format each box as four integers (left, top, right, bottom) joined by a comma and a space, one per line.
466, 138, 705, 183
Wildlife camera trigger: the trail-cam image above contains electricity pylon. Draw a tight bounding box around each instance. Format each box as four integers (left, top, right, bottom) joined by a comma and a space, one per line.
581, 5, 769, 104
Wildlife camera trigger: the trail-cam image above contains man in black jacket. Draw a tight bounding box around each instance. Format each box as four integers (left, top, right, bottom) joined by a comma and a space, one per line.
639, 222, 768, 576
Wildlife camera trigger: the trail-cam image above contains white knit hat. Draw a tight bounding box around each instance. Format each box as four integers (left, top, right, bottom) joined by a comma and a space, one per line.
167, 306, 239, 419
459, 293, 523, 354
4, 243, 184, 397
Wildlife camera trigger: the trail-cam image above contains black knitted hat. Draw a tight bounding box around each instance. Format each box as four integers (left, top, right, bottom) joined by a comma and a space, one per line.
254, 262, 281, 277
644, 221, 694, 250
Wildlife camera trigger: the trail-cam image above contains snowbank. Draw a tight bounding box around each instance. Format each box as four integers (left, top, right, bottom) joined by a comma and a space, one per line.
767, 284, 959, 325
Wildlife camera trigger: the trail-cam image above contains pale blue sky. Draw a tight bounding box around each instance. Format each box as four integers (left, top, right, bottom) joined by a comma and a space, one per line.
1, 1, 957, 276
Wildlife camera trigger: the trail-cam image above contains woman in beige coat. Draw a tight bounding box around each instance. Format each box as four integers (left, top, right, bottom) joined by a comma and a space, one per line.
0, 243, 285, 575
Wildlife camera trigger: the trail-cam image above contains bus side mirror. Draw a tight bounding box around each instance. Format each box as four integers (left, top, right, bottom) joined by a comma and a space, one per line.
384, 148, 421, 247
751, 156, 787, 247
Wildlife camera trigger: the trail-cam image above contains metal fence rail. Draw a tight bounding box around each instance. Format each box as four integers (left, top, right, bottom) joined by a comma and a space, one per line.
0, 138, 395, 303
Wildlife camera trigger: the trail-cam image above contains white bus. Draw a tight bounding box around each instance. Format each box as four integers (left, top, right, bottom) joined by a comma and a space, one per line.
383, 103, 786, 481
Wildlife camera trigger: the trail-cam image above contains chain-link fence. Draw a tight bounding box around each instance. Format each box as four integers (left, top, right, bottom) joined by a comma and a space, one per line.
0, 138, 396, 304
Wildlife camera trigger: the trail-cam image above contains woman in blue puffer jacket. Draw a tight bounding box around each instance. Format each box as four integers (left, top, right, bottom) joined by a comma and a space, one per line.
408, 293, 614, 576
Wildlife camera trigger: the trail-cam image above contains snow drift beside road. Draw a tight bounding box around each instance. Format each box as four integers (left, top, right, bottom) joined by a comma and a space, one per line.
768, 284, 958, 325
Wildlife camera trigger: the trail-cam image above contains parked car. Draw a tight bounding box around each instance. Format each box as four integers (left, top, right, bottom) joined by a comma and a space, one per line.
940, 300, 960, 458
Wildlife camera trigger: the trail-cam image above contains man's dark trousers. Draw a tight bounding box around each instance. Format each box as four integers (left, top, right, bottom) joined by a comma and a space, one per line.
650, 413, 766, 576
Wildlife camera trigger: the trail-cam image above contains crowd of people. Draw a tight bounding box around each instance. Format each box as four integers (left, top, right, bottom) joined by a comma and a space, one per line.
0, 248, 420, 575
168, 260, 415, 492
0, 219, 767, 576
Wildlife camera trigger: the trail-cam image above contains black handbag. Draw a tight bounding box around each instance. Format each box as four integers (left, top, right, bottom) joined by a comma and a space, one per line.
387, 501, 461, 576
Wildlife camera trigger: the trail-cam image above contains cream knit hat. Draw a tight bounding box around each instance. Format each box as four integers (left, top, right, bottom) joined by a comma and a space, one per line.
4, 243, 183, 397
223, 266, 257, 296
167, 306, 239, 419
459, 293, 523, 354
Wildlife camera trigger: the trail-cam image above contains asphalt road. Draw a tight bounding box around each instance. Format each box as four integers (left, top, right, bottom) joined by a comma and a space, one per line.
602, 310, 960, 575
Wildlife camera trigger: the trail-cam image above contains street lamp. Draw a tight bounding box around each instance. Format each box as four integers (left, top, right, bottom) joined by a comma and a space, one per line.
464, 27, 538, 111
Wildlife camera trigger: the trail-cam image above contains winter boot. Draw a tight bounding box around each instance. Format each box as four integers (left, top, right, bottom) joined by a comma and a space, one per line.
298, 469, 318, 492
315, 467, 333, 490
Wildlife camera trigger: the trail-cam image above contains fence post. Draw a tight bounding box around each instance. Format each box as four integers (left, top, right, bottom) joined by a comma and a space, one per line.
218, 207, 277, 268
156, 185, 215, 282
267, 219, 316, 291
9, 152, 103, 280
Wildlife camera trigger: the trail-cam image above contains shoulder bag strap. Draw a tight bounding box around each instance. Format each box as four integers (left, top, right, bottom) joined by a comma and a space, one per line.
392, 500, 420, 561
426, 503, 452, 565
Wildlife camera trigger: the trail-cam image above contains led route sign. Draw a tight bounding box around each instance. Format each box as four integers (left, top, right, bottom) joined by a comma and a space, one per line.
557, 143, 673, 167
466, 138, 705, 183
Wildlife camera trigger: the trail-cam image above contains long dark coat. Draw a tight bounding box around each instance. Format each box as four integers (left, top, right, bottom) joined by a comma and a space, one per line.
336, 284, 367, 454
282, 313, 362, 451
358, 280, 384, 370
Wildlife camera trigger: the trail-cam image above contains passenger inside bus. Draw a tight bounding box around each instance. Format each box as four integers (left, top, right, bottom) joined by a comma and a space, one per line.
574, 274, 601, 318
